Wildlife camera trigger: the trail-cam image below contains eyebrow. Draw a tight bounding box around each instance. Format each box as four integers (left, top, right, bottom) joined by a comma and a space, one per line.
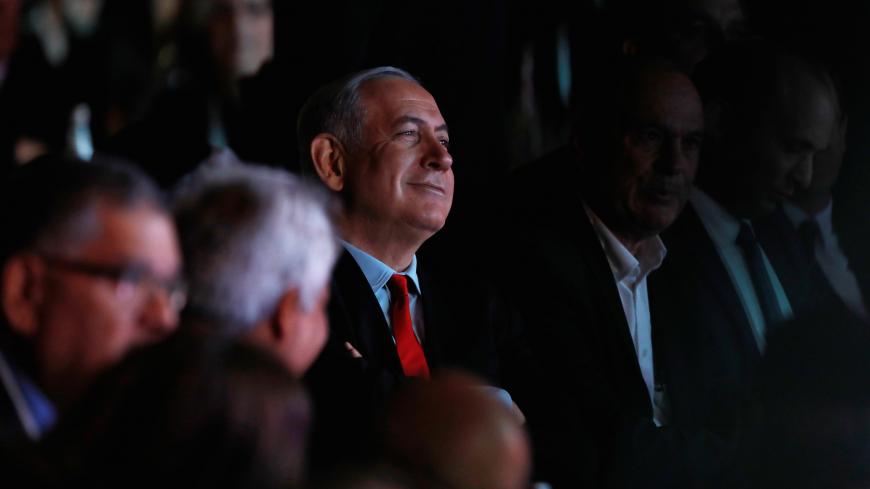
396, 116, 449, 134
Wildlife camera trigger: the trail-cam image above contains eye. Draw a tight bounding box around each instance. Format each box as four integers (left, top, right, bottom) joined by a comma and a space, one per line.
440, 138, 450, 149
396, 129, 419, 142
633, 128, 663, 150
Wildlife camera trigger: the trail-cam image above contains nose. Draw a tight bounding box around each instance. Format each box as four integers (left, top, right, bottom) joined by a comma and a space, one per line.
792, 155, 814, 190
138, 286, 180, 340
655, 137, 689, 175
423, 134, 453, 171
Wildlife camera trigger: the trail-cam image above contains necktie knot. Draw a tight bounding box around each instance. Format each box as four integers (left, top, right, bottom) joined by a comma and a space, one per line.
388, 274, 409, 298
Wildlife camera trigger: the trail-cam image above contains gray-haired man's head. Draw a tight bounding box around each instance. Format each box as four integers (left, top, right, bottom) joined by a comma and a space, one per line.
174, 160, 338, 376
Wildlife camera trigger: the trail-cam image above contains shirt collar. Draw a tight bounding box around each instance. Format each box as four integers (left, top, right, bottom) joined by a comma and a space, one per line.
781, 200, 835, 248
585, 206, 667, 284
342, 240, 422, 295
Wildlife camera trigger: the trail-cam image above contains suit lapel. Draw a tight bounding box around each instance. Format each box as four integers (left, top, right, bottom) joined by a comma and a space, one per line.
665, 205, 762, 364
332, 251, 404, 375
562, 195, 651, 409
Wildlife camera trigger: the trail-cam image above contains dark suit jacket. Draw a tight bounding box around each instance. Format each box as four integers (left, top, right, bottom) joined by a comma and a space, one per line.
305, 249, 534, 477
0, 381, 27, 444
502, 148, 735, 489
650, 200, 850, 487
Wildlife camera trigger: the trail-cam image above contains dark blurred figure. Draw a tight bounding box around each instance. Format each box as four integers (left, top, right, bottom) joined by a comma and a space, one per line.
748, 308, 870, 489
779, 87, 870, 320
379, 371, 531, 489
0, 0, 21, 168
87, 0, 183, 143
0, 155, 182, 442
605, 0, 750, 72
46, 338, 311, 489
651, 41, 843, 485
173, 159, 339, 377
0, 0, 21, 88
503, 57, 725, 488
661, 41, 838, 349
107, 0, 276, 187
299, 66, 533, 479
0, 0, 105, 165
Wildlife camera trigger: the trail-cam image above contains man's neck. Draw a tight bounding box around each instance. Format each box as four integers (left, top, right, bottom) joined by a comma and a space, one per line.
340, 219, 423, 271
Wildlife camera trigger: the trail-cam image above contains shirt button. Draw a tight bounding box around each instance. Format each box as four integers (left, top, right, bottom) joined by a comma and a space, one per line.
641, 349, 649, 358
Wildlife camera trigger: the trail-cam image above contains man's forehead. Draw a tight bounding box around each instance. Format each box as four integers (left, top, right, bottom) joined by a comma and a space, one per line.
628, 72, 703, 127
359, 77, 444, 124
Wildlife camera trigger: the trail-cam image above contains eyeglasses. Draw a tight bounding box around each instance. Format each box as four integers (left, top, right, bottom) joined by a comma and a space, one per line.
38, 253, 188, 312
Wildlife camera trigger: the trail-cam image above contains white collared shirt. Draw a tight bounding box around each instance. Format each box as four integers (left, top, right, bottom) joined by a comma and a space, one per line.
586, 206, 668, 426
782, 201, 868, 319
342, 241, 425, 343
690, 188, 793, 352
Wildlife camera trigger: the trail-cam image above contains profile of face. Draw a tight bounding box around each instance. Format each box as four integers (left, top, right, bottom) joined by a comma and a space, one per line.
7, 200, 183, 403
602, 71, 704, 239
793, 112, 846, 209
740, 75, 837, 217
208, 0, 273, 78
343, 77, 454, 243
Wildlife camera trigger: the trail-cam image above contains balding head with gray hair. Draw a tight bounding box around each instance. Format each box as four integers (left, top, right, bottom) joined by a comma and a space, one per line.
296, 66, 420, 174
174, 160, 338, 335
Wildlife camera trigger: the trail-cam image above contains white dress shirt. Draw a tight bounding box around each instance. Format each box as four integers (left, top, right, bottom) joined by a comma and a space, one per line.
586, 206, 668, 426
690, 188, 793, 352
782, 200, 868, 319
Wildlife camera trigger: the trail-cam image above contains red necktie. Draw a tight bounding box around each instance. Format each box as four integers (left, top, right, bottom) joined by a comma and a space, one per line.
387, 274, 430, 378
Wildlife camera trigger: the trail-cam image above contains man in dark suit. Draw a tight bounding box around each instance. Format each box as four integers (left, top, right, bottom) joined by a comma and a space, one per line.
650, 41, 844, 486
658, 40, 841, 363
776, 81, 870, 321
504, 58, 726, 488
298, 67, 531, 477
0, 155, 183, 444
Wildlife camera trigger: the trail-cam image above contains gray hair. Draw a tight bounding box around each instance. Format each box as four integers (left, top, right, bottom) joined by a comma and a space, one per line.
1, 154, 167, 261
296, 66, 420, 174
173, 159, 339, 332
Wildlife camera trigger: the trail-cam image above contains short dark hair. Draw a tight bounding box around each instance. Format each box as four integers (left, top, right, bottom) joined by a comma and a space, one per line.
0, 153, 167, 262
296, 66, 419, 175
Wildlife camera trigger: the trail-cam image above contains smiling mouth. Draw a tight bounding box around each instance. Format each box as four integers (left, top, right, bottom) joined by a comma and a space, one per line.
408, 182, 446, 195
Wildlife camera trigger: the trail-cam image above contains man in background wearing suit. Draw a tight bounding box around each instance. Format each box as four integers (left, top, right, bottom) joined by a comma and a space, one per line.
651, 41, 842, 487
779, 82, 869, 321
505, 57, 723, 488
298, 66, 531, 478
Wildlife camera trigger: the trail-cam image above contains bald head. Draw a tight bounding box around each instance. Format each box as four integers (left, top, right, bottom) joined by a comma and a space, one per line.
381, 372, 531, 489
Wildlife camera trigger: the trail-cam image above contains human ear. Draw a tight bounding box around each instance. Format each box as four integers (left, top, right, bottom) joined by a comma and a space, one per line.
1, 253, 45, 337
310, 134, 347, 192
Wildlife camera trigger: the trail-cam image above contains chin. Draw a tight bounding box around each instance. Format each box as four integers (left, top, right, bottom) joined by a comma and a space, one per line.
638, 206, 681, 235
